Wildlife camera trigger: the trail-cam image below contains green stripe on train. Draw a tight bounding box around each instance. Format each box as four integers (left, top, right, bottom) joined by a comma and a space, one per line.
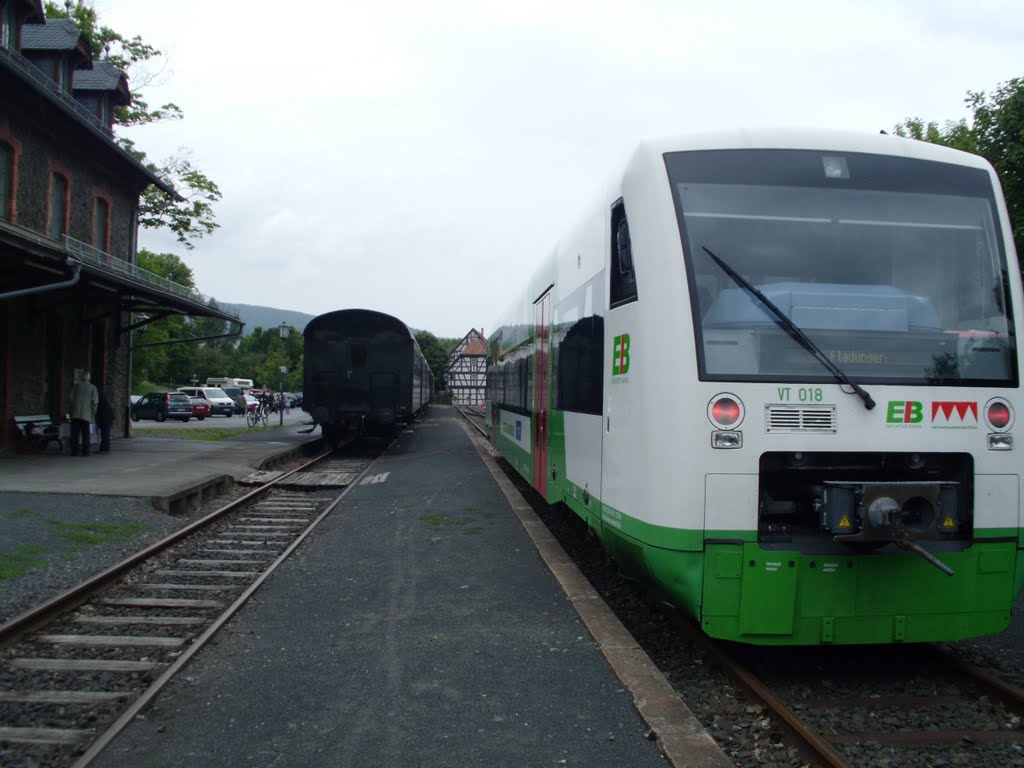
502, 412, 1022, 645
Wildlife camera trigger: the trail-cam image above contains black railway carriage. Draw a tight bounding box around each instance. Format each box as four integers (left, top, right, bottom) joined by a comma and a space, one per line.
303, 309, 432, 445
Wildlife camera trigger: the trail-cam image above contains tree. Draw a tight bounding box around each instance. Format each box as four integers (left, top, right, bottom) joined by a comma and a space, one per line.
895, 77, 1024, 262
132, 250, 196, 387
415, 331, 459, 390
45, 1, 220, 249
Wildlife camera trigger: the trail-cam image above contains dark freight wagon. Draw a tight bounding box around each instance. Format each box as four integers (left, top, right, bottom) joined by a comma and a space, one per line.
303, 309, 432, 445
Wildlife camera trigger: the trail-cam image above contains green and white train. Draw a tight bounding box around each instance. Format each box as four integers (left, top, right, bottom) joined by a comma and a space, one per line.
487, 129, 1023, 645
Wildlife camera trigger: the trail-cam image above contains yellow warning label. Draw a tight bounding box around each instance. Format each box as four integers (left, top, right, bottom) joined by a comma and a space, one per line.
838, 514, 852, 529
942, 515, 956, 528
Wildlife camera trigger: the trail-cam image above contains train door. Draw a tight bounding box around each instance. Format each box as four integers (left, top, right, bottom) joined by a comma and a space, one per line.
601, 201, 640, 519
533, 290, 551, 496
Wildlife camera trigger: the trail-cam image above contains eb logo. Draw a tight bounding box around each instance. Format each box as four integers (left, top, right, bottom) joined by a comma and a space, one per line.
886, 401, 923, 424
612, 334, 631, 376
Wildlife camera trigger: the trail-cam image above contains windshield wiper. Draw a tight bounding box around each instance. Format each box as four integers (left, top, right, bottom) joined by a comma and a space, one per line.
701, 245, 876, 411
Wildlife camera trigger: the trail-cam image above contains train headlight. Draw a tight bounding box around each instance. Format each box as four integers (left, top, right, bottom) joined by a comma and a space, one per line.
712, 430, 742, 449
708, 393, 745, 430
984, 397, 1013, 432
987, 433, 1013, 451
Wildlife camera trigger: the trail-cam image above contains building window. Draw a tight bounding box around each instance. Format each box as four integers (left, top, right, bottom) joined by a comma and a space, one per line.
56, 57, 74, 93
1, 3, 17, 50
94, 197, 110, 251
0, 142, 11, 221
97, 97, 111, 126
49, 173, 68, 241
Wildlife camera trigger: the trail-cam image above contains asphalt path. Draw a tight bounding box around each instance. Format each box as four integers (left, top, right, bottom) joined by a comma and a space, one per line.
93, 413, 669, 768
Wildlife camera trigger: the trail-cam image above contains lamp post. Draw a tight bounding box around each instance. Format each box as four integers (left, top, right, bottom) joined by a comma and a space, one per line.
278, 322, 289, 426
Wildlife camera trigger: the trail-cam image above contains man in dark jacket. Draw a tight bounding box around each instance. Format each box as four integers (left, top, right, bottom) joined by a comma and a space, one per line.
95, 388, 115, 453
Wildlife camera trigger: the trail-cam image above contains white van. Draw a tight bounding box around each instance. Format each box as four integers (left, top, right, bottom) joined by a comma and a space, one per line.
178, 386, 236, 417
206, 377, 254, 390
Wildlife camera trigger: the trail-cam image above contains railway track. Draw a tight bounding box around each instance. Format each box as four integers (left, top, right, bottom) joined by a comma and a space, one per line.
454, 405, 488, 437
688, 625, 1024, 767
0, 442, 384, 768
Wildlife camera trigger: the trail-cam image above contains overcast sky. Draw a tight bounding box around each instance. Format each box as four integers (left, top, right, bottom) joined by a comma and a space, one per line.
96, 0, 1023, 338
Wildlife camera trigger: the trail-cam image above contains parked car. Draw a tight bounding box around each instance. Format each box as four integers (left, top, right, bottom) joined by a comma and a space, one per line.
292, 392, 302, 408
131, 392, 192, 422
190, 397, 211, 420
178, 386, 235, 417
220, 386, 244, 414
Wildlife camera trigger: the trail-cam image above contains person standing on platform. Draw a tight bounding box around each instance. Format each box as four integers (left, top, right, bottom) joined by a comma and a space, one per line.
95, 387, 115, 453
68, 370, 98, 457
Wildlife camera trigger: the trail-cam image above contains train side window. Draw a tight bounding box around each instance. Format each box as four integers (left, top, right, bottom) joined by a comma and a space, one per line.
556, 315, 604, 415
610, 202, 638, 307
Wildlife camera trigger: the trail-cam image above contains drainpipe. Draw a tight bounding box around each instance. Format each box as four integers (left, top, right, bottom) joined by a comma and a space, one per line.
0, 260, 81, 300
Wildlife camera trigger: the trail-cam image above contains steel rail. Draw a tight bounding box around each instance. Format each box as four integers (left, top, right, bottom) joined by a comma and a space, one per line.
671, 613, 856, 768
72, 443, 390, 768
454, 405, 489, 438
670, 608, 1024, 764
929, 643, 1024, 710
0, 444, 332, 650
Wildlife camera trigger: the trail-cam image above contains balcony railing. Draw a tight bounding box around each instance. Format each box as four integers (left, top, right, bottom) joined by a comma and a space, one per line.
63, 236, 240, 319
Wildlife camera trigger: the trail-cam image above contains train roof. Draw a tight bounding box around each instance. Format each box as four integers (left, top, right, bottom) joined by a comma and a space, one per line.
631, 127, 993, 173
305, 308, 418, 342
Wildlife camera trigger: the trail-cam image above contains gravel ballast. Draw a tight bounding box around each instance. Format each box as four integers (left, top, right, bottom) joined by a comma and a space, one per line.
0, 491, 240, 625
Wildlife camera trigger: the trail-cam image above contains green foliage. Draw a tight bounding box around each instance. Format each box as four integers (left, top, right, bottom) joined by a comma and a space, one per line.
241, 325, 304, 390
138, 249, 195, 286
138, 151, 222, 249
894, 77, 1024, 262
44, 2, 219, 249
415, 331, 459, 390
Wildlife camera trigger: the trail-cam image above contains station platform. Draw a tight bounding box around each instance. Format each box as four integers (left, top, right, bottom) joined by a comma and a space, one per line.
89, 409, 726, 768
0, 421, 321, 513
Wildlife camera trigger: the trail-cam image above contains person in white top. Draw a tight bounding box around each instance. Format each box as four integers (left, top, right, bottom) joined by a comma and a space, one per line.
68, 371, 98, 456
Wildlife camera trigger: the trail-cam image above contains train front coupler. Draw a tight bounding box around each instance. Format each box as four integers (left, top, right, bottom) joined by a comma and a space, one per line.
819, 480, 960, 576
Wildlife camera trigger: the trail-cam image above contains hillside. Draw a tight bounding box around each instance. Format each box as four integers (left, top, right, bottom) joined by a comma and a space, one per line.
224, 304, 316, 336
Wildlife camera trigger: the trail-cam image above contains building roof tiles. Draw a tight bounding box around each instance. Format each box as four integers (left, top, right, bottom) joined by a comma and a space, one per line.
20, 17, 88, 53
73, 60, 126, 91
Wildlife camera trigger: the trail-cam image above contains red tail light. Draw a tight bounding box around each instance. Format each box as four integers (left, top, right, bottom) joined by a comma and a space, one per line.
712, 398, 740, 425
164, 394, 170, 405
985, 398, 1013, 431
708, 393, 745, 429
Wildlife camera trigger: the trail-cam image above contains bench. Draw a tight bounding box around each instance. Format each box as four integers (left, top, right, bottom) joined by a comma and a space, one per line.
12, 414, 63, 453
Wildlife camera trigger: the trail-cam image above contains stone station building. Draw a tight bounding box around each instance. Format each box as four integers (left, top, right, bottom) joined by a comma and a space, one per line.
0, 1, 238, 450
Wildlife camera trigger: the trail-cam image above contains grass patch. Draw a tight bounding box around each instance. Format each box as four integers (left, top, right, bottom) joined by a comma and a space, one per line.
133, 426, 272, 441
8, 508, 39, 520
0, 545, 49, 581
48, 521, 142, 546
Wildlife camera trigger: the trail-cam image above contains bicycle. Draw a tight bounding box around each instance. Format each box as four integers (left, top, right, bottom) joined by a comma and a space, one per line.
246, 398, 270, 427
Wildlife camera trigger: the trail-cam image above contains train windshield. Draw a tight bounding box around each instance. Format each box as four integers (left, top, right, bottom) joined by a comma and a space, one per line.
666, 148, 1017, 386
